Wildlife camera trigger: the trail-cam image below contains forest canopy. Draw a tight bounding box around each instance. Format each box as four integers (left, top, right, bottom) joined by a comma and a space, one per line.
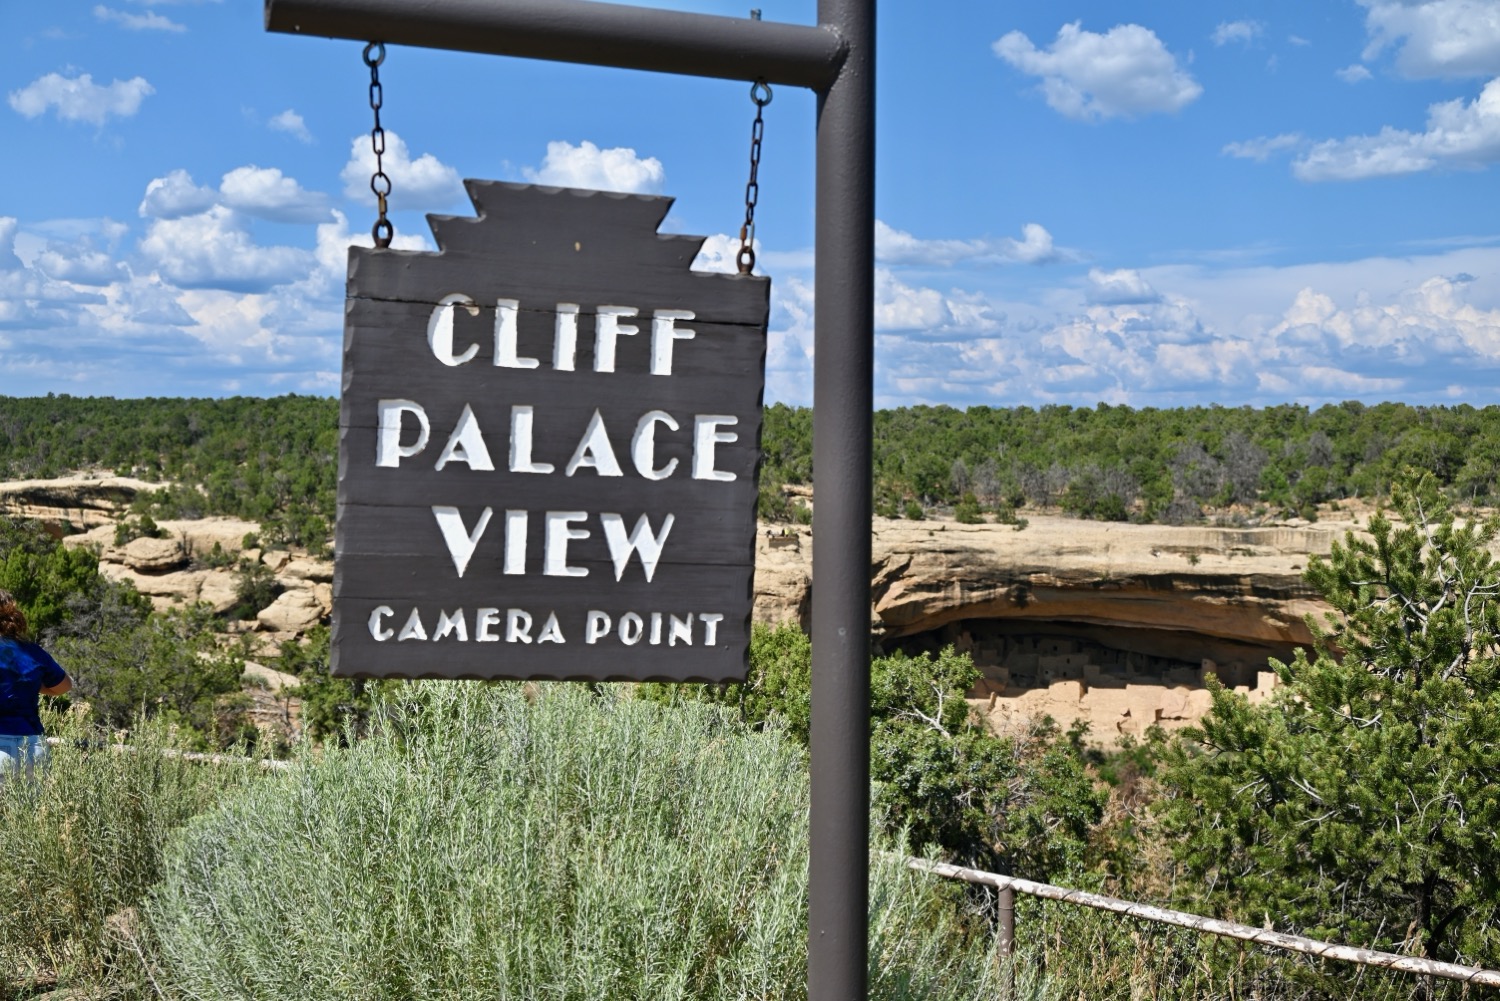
5, 395, 1500, 530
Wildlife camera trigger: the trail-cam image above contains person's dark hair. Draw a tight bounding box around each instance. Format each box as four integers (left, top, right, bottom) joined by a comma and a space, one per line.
0, 589, 28, 640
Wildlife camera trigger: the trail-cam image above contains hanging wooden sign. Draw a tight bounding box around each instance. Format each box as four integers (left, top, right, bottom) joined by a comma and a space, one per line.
333, 180, 769, 682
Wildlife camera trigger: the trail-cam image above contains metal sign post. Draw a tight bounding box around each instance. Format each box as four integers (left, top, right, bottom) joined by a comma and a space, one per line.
266, 0, 874, 995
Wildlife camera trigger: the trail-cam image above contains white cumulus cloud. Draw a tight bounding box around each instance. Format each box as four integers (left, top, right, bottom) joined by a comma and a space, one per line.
34, 246, 124, 286
1271, 276, 1500, 361
1337, 63, 1375, 82
93, 5, 185, 31
874, 268, 1000, 336
691, 233, 761, 275
1086, 268, 1161, 305
1213, 20, 1264, 46
139, 206, 313, 292
993, 21, 1203, 121
219, 166, 331, 223
1294, 76, 1500, 179
8, 72, 154, 125
1359, 0, 1500, 78
269, 109, 312, 143
340, 131, 465, 210
875, 220, 1063, 266
521, 140, 666, 194
138, 170, 218, 219
1223, 133, 1304, 161
141, 166, 331, 223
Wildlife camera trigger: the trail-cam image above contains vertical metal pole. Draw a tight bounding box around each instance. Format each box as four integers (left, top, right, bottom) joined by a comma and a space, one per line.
809, 1, 874, 999
998, 886, 1016, 996
998, 886, 1016, 955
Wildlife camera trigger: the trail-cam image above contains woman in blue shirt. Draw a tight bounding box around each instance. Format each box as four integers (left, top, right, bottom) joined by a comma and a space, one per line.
0, 588, 71, 783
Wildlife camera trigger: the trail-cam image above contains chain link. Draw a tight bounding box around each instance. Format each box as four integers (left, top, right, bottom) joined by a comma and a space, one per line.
364, 42, 394, 249
737, 80, 772, 275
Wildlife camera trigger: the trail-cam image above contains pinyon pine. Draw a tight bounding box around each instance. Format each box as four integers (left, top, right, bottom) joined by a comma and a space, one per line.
1162, 472, 1500, 967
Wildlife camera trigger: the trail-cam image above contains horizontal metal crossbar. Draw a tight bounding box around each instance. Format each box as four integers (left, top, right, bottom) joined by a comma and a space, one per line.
45, 736, 294, 771
908, 857, 1500, 988
265, 0, 848, 90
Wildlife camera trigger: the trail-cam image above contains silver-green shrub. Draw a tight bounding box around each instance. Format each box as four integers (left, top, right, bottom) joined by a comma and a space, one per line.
0, 710, 257, 996
148, 682, 1020, 1000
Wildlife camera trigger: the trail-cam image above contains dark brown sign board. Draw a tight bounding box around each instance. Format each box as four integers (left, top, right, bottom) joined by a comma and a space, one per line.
334, 180, 769, 682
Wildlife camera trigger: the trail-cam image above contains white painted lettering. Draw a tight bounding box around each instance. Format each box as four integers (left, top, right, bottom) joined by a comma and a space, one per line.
618, 611, 644, 645
565, 409, 624, 477
585, 610, 611, 644
494, 298, 538, 369
431, 505, 493, 578
503, 510, 528, 575
476, 608, 501, 642
668, 614, 693, 646
433, 609, 468, 642
544, 511, 590, 577
650, 309, 695, 375
599, 512, 675, 582
692, 415, 738, 481
509, 405, 556, 474
434, 403, 495, 471
369, 606, 394, 641
699, 613, 723, 645
376, 400, 430, 468
650, 612, 663, 645
397, 608, 428, 641
537, 612, 565, 644
427, 293, 480, 366
631, 410, 679, 480
554, 303, 579, 371
594, 306, 639, 373
507, 608, 534, 643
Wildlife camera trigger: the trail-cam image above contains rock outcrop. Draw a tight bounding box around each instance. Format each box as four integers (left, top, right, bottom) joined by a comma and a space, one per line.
256, 589, 328, 635
8, 473, 1365, 739
118, 536, 188, 572
0, 474, 163, 530
756, 515, 1336, 639
751, 513, 1351, 739
60, 516, 330, 645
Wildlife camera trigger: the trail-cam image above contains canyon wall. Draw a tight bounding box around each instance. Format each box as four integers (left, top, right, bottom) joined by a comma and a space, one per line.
756, 514, 1348, 738
7, 475, 1357, 738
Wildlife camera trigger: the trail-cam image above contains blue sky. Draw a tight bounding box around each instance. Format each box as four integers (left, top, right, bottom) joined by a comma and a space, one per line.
6, 1, 1500, 409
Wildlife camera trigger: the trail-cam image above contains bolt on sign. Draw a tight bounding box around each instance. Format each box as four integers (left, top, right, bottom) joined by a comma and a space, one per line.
334, 180, 770, 682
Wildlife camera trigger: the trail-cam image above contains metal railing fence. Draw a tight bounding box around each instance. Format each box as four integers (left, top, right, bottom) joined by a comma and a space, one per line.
907, 856, 1500, 989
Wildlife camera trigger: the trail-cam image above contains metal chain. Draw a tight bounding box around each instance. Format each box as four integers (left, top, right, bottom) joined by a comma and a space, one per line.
737, 79, 772, 276
364, 41, 394, 249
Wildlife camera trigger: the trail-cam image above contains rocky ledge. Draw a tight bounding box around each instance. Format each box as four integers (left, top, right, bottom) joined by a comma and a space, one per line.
62, 519, 333, 642
755, 513, 1353, 739
8, 474, 1361, 738
0, 474, 165, 530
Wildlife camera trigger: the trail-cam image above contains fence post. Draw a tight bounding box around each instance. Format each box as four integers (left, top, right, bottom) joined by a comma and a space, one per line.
997, 885, 1015, 995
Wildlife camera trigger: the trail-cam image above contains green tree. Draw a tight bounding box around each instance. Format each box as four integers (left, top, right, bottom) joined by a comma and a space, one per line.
57, 604, 250, 748
867, 646, 1102, 877
0, 517, 139, 641
281, 626, 398, 744
231, 559, 282, 621
1161, 472, 1500, 966
655, 625, 1103, 878
953, 492, 983, 524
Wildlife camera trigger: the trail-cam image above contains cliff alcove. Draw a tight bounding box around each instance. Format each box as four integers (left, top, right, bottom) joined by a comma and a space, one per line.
755, 513, 1344, 738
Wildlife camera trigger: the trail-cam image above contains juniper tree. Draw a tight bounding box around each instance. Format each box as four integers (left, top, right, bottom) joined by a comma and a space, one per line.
1161, 473, 1500, 966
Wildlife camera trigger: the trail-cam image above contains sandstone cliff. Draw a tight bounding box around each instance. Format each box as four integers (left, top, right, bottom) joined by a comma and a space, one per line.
7, 474, 1360, 739
0, 474, 164, 530
755, 513, 1352, 739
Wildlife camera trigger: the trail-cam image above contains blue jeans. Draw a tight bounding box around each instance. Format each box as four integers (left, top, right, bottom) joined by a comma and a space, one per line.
0, 734, 48, 784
